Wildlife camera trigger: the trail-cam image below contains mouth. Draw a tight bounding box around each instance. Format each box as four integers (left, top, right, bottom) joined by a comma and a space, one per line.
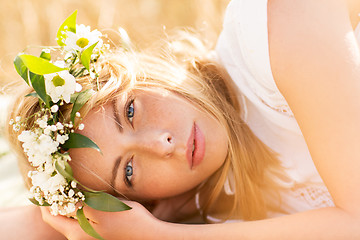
187, 123, 205, 169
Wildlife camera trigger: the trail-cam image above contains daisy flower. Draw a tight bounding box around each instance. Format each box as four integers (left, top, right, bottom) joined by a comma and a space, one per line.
44, 70, 77, 103
64, 24, 102, 52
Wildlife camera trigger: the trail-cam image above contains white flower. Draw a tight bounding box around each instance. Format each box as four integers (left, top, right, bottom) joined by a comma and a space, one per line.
37, 134, 59, 155
75, 83, 83, 92
65, 202, 76, 213
44, 127, 52, 135
36, 118, 48, 129
15, 116, 21, 122
68, 189, 75, 198
44, 70, 76, 103
18, 130, 36, 143
46, 174, 66, 194
56, 122, 64, 130
29, 154, 51, 167
44, 161, 56, 175
75, 112, 81, 117
31, 171, 50, 190
64, 24, 102, 52
71, 181, 77, 188
51, 105, 59, 113
56, 134, 69, 144
50, 203, 59, 216
78, 123, 85, 130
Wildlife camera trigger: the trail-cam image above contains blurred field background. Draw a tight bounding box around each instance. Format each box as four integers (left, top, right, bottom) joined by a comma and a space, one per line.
0, 0, 230, 206
0, 0, 230, 140
0, 0, 230, 90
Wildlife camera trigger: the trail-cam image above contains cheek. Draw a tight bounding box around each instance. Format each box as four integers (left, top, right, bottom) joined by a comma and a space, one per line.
133, 165, 202, 200
139, 95, 190, 127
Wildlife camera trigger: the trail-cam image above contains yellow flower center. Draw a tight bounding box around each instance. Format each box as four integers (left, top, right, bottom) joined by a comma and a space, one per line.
76, 37, 89, 48
52, 75, 65, 87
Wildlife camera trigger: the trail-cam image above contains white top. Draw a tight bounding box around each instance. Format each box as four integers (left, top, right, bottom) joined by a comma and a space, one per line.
216, 0, 360, 217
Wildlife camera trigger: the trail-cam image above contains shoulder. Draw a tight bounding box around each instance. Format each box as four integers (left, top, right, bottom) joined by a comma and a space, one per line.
267, 0, 357, 101
268, 0, 353, 87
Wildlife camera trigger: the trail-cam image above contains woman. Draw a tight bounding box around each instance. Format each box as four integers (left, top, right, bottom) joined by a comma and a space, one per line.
5, 0, 360, 239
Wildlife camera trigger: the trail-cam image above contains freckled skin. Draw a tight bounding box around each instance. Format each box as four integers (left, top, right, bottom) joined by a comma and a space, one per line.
70, 88, 229, 201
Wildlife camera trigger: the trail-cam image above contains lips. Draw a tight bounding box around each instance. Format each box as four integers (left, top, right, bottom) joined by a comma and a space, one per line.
186, 123, 205, 169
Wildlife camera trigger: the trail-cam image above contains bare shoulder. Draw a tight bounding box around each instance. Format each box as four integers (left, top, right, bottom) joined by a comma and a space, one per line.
267, 0, 356, 95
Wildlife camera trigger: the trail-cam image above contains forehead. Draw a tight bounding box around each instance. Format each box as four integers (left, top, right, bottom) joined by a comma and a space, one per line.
69, 103, 118, 192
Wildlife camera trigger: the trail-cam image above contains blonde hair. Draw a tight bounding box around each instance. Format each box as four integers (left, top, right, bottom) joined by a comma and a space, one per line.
7, 30, 284, 222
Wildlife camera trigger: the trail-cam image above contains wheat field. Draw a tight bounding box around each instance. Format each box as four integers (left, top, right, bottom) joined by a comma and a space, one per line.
0, 0, 230, 90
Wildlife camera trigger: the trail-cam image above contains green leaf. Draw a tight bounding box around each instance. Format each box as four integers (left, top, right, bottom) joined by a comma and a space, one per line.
55, 160, 74, 182
29, 72, 51, 107
80, 41, 98, 71
19, 54, 66, 75
25, 92, 39, 98
14, 55, 29, 84
62, 133, 101, 154
57, 10, 77, 46
76, 208, 104, 240
70, 92, 81, 103
28, 198, 50, 206
84, 191, 132, 212
40, 50, 51, 61
70, 89, 95, 122
64, 160, 74, 177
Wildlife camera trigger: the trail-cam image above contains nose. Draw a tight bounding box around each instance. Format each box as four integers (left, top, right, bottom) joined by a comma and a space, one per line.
131, 130, 175, 158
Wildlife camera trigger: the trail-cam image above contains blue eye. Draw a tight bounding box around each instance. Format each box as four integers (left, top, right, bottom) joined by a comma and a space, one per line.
127, 100, 134, 123
125, 161, 133, 183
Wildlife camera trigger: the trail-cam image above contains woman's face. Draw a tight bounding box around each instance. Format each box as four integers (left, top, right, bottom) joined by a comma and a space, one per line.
70, 88, 228, 201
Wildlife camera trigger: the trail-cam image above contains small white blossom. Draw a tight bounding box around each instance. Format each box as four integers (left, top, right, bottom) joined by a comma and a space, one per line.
13, 124, 20, 132
78, 123, 85, 130
50, 125, 57, 132
37, 119, 48, 129
75, 112, 81, 117
65, 202, 76, 213
51, 105, 59, 113
31, 171, 50, 190
71, 181, 77, 188
56, 122, 64, 130
46, 174, 67, 194
75, 83, 83, 92
15, 116, 21, 122
9, 119, 14, 125
50, 203, 59, 216
89, 71, 96, 79
68, 189, 75, 198
56, 134, 69, 144
44, 127, 52, 135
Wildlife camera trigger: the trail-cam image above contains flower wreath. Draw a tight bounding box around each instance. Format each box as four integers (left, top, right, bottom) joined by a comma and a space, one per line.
11, 11, 130, 240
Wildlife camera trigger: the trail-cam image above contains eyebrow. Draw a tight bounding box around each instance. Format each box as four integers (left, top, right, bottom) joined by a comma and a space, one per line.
112, 100, 123, 133
110, 156, 122, 195
110, 100, 123, 195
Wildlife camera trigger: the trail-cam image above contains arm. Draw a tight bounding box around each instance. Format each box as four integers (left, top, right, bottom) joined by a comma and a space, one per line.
0, 205, 66, 240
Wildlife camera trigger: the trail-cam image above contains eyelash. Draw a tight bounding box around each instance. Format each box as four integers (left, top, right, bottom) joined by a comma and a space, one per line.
124, 156, 134, 187
125, 98, 135, 126
124, 96, 135, 187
